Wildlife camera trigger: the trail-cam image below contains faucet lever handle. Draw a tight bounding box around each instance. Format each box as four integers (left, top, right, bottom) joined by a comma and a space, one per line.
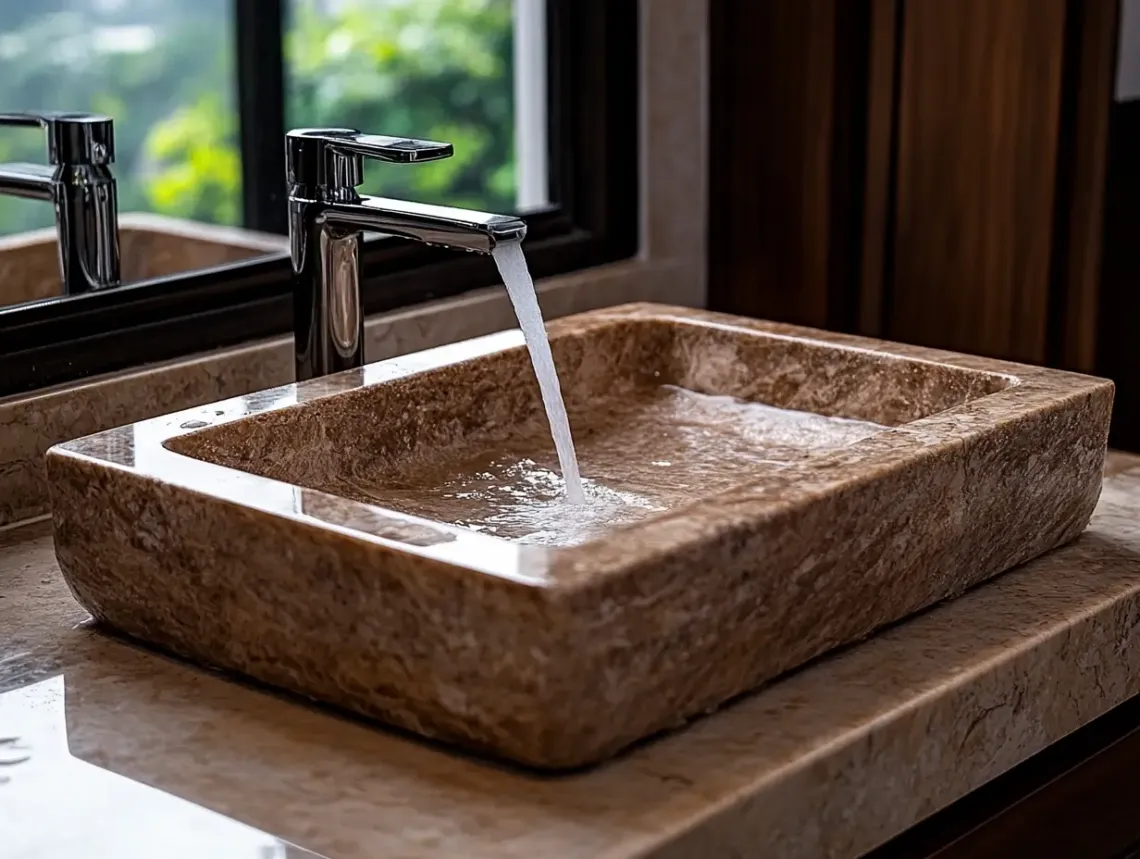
286, 128, 453, 193
0, 111, 114, 167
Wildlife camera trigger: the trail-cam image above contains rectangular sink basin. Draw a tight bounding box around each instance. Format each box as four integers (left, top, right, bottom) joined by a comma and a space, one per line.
0, 212, 286, 306
46, 304, 1113, 768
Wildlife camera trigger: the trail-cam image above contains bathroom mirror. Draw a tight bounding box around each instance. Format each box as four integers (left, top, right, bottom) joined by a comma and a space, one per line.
0, 0, 638, 395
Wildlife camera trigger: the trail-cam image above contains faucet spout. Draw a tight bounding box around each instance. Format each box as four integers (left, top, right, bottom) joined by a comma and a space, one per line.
287, 127, 528, 382
324, 195, 526, 253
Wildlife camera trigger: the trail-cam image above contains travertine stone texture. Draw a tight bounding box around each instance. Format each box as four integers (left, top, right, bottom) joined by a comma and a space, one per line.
0, 212, 286, 307
46, 303, 1114, 768
0, 338, 295, 528
5, 457, 1140, 858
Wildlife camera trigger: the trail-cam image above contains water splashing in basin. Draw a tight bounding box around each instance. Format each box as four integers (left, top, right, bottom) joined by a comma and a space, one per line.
371, 386, 887, 546
492, 241, 585, 504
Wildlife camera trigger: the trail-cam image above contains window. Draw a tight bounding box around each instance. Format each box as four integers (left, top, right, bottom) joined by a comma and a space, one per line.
0, 0, 637, 395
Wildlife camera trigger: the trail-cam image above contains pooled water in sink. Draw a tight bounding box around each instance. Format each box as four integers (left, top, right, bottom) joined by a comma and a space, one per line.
493, 242, 585, 504
365, 385, 886, 546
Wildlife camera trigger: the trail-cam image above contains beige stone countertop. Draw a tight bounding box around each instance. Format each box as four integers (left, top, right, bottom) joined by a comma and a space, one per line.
6, 452, 1140, 858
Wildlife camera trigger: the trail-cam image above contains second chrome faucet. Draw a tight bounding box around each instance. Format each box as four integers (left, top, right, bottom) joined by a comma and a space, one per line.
286, 128, 527, 382
0, 111, 120, 295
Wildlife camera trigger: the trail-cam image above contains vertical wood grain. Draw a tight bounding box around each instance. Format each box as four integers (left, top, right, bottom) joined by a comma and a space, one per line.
708, 0, 866, 329
888, 0, 1068, 364
1055, 0, 1118, 372
857, 0, 902, 338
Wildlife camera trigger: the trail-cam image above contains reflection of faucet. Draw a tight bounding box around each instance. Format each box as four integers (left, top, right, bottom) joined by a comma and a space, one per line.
285, 128, 527, 382
0, 111, 120, 294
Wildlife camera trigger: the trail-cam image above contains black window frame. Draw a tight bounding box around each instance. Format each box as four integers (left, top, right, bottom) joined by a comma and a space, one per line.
0, 0, 638, 396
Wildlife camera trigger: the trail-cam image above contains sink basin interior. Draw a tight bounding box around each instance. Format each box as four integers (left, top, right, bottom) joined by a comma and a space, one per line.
166, 315, 1016, 546
0, 213, 286, 306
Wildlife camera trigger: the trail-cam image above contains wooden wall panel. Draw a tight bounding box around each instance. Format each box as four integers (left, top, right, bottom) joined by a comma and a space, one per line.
709, 0, 1116, 381
707, 0, 867, 330
1059, 0, 1118, 372
857, 0, 902, 338
887, 0, 1068, 365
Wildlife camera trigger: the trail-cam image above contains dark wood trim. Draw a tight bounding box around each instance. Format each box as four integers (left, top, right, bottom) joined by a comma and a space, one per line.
1048, 0, 1118, 372
885, 0, 1069, 365
825, 0, 874, 334
1096, 93, 1140, 451
707, 0, 873, 332
857, 0, 903, 338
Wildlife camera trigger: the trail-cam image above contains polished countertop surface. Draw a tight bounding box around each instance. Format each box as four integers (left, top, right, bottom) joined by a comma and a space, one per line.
6, 453, 1140, 858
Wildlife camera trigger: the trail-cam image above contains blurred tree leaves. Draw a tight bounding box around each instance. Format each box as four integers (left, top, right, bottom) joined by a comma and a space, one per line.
285, 0, 515, 211
143, 94, 241, 225
0, 0, 515, 234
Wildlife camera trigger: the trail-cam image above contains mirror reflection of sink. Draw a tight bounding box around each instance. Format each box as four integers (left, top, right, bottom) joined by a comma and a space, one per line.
46, 303, 1113, 769
0, 212, 287, 307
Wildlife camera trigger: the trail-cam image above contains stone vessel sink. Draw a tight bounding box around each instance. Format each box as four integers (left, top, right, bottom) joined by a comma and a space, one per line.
46, 304, 1113, 768
0, 212, 286, 306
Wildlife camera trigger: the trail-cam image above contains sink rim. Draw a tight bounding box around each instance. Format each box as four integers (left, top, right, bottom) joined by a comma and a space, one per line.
44, 301, 1115, 768
48, 302, 1105, 593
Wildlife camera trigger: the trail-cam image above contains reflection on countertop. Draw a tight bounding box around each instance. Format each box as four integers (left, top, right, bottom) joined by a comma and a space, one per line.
0, 676, 319, 859
7, 455, 1140, 857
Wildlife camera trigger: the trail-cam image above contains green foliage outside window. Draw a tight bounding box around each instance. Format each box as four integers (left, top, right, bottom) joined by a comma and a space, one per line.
285, 0, 516, 211
0, 0, 515, 236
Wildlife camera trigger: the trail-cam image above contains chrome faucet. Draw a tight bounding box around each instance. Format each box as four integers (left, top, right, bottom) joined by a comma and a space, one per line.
286, 128, 527, 382
0, 111, 120, 294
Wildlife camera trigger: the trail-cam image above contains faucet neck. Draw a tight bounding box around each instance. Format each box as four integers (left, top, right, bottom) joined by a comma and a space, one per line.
286, 126, 527, 383
291, 201, 365, 384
